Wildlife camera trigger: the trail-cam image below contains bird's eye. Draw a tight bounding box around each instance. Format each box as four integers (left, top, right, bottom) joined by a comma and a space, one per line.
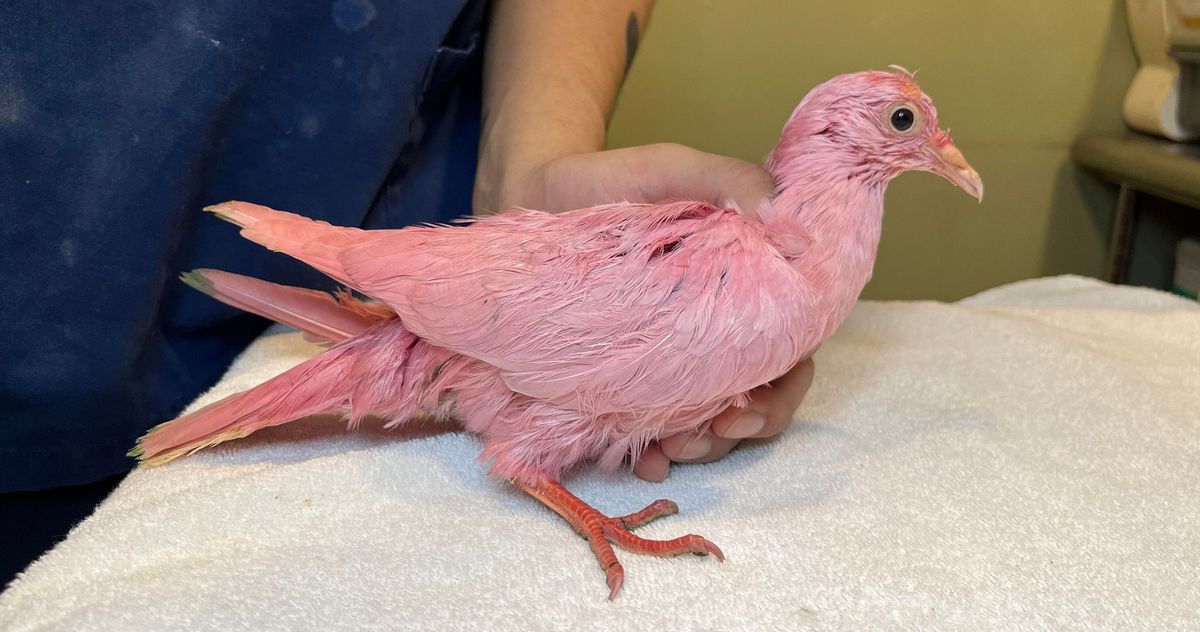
890, 107, 915, 132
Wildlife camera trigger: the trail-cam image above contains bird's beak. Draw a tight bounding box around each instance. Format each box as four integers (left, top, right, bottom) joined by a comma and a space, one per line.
931, 138, 984, 202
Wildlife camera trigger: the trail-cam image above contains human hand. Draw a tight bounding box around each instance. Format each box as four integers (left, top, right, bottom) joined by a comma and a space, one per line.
473, 142, 775, 218
633, 358, 815, 482
473, 142, 816, 482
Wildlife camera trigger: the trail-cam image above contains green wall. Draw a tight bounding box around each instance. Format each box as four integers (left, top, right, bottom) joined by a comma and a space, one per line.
608, 0, 1138, 300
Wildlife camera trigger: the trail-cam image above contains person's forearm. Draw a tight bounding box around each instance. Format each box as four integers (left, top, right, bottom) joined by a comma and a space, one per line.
475, 0, 653, 212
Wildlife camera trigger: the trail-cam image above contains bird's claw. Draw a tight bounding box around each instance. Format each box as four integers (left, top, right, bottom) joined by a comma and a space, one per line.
605, 563, 624, 601
518, 479, 723, 600
594, 505, 724, 599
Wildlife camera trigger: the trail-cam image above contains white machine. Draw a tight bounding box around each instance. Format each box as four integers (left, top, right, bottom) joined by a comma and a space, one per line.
1124, 0, 1200, 140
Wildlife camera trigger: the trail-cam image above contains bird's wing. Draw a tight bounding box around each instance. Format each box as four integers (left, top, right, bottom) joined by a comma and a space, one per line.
338, 201, 818, 412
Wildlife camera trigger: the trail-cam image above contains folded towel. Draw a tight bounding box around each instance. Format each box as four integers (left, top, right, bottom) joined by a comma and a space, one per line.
2, 275, 1197, 630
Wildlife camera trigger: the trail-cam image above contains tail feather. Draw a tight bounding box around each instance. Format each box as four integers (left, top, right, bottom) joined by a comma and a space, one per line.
182, 269, 392, 346
206, 201, 368, 287
131, 202, 439, 466
131, 345, 358, 466
133, 321, 448, 467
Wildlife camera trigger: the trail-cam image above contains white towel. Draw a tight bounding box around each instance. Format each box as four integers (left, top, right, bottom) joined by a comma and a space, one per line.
2, 275, 1198, 631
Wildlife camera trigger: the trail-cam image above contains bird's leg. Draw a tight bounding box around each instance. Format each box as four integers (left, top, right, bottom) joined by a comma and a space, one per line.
515, 477, 724, 600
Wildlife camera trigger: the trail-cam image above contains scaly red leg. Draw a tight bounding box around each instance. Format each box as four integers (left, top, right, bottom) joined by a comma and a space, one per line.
614, 498, 678, 530
515, 477, 724, 600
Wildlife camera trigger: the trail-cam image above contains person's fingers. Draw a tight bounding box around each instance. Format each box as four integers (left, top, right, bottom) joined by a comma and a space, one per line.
633, 441, 670, 482
659, 428, 713, 461
659, 427, 743, 463
636, 143, 776, 219
644, 355, 815, 478
526, 144, 775, 218
670, 432, 742, 464
751, 358, 815, 439
710, 406, 767, 439
709, 158, 777, 220
711, 358, 816, 440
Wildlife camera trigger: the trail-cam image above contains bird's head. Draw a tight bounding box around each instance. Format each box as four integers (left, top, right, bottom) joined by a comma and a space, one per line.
768, 68, 983, 201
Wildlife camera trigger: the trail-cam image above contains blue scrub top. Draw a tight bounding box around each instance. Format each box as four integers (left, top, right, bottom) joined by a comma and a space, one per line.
0, 0, 487, 491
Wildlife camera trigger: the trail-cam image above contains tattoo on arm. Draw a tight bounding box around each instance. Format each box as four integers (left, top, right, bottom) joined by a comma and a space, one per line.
624, 11, 639, 78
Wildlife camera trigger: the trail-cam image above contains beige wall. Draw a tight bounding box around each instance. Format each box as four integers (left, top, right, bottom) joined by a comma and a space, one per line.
608, 0, 1138, 300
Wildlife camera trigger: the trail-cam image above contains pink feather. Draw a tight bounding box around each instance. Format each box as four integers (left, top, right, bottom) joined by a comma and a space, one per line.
181, 269, 390, 346
133, 70, 981, 486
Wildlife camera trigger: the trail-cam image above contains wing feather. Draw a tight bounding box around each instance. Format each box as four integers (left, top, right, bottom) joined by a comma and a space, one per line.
339, 201, 816, 412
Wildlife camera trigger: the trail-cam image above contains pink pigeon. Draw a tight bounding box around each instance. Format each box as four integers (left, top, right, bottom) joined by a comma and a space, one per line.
132, 69, 982, 599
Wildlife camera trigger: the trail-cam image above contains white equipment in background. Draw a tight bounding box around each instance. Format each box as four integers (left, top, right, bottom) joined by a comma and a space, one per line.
1124, 0, 1200, 140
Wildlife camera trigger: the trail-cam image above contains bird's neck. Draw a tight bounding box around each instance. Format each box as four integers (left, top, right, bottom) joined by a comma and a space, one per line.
762, 136, 889, 330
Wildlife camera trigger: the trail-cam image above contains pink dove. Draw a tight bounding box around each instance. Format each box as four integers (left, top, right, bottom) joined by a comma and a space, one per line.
132, 69, 982, 599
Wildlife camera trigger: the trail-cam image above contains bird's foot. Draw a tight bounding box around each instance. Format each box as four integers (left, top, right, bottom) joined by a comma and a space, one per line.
517, 478, 724, 600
